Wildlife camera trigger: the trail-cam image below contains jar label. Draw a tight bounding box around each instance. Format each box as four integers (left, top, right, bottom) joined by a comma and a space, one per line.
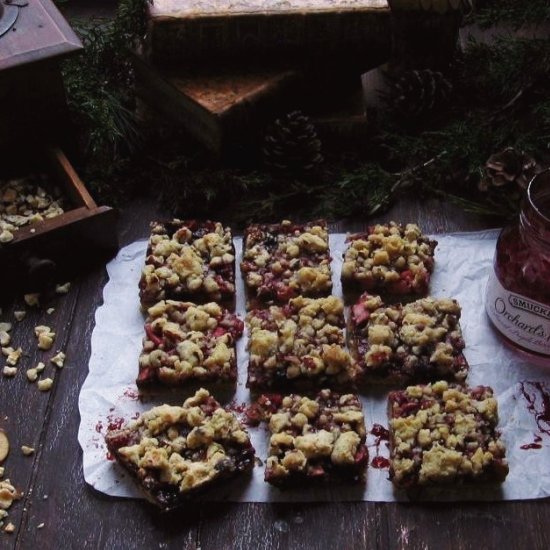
486, 272, 550, 356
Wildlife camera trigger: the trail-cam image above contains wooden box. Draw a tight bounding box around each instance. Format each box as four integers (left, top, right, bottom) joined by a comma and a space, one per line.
0, 147, 118, 295
145, 0, 390, 71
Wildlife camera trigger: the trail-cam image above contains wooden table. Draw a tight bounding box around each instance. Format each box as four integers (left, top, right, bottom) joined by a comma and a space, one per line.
1, 197, 549, 550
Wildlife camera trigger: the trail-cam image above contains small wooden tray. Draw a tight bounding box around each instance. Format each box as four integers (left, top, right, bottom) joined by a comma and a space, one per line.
0, 147, 119, 296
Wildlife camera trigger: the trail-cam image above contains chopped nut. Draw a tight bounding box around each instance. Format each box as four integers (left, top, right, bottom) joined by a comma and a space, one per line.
0, 332, 9, 347
46, 308, 55, 315
34, 326, 55, 351
37, 378, 53, 392
13, 311, 26, 322
0, 509, 6, 519
50, 352, 65, 368
0, 323, 11, 333
26, 369, 38, 383
0, 467, 4, 478
0, 432, 8, 463
2, 367, 17, 377
55, 282, 71, 294
35, 362, 45, 373
4, 522, 15, 533
21, 446, 34, 456
23, 294, 40, 307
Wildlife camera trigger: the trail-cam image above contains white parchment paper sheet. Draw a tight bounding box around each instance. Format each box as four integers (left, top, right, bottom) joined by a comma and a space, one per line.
78, 230, 550, 502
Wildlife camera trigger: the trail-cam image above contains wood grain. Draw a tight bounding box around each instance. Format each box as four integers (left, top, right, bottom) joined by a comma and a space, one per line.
0, 196, 548, 550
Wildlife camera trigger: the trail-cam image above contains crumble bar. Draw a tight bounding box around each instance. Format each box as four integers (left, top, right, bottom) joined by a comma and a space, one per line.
341, 222, 437, 299
348, 293, 468, 385
105, 389, 255, 509
241, 220, 332, 305
246, 296, 356, 391
139, 220, 236, 308
137, 300, 244, 388
388, 381, 509, 489
262, 390, 368, 486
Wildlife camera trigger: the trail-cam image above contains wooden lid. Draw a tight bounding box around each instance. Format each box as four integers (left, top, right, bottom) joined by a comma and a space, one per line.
0, 0, 82, 72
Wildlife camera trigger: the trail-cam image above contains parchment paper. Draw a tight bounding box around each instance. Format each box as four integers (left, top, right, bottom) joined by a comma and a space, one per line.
78, 231, 550, 502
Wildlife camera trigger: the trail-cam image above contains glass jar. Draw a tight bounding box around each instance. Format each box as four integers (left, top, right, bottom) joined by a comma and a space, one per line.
486, 169, 550, 362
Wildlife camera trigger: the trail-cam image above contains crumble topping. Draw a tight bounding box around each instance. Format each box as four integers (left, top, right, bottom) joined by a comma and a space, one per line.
139, 220, 235, 306
350, 293, 467, 383
262, 390, 368, 484
138, 300, 243, 386
247, 296, 356, 390
106, 389, 254, 504
341, 222, 436, 296
241, 220, 332, 303
388, 381, 508, 488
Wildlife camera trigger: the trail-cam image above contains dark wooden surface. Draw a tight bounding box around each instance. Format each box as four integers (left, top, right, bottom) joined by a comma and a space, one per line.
0, 197, 549, 550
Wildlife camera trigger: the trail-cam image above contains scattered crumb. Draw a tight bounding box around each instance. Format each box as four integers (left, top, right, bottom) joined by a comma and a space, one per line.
23, 294, 40, 307
46, 308, 55, 315
3, 522, 15, 533
0, 479, 18, 509
35, 362, 45, 373
0, 332, 9, 347
2, 367, 17, 378
50, 352, 65, 368
37, 378, 53, 392
26, 369, 38, 383
55, 282, 70, 295
42, 495, 48, 500
34, 326, 55, 351
30, 228, 36, 234
0, 323, 11, 333
21, 446, 34, 456
0, 231, 13, 244
2, 348, 22, 366
37, 523, 44, 529
0, 431, 8, 463
13, 311, 26, 322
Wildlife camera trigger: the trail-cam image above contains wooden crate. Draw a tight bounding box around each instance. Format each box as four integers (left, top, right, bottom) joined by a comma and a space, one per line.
145, 0, 390, 70
0, 147, 118, 296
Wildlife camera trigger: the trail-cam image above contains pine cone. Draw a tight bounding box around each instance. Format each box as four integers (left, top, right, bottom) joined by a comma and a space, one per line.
263, 111, 323, 173
383, 69, 452, 119
479, 147, 540, 192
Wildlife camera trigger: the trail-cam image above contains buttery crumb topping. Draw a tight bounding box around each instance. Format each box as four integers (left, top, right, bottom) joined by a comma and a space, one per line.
139, 220, 235, 306
241, 220, 332, 302
350, 294, 468, 383
246, 296, 356, 389
341, 222, 436, 296
106, 389, 254, 499
388, 381, 508, 488
263, 390, 368, 483
138, 300, 243, 386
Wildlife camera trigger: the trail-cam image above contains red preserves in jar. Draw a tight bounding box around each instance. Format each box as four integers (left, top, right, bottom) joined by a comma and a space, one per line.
486, 170, 550, 361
